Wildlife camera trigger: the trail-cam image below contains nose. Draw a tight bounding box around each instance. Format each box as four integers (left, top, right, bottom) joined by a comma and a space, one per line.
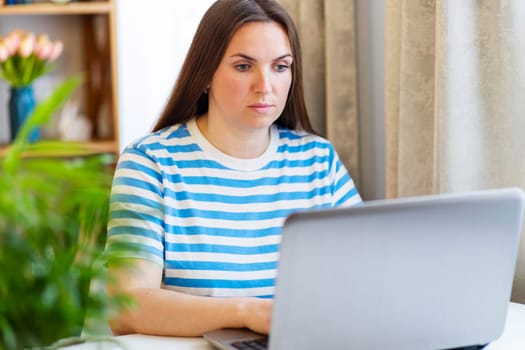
253, 68, 272, 95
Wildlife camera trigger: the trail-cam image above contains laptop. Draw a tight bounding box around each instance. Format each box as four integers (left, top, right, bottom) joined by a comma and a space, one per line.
204, 187, 525, 350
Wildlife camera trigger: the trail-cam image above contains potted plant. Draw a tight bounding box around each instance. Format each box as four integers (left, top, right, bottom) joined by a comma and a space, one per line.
0, 76, 133, 349
0, 29, 64, 143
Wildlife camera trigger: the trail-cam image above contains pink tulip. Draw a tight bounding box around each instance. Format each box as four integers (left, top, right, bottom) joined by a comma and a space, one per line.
35, 33, 50, 45
48, 40, 63, 61
35, 34, 50, 49
35, 43, 53, 60
18, 32, 36, 58
34, 34, 53, 60
4, 31, 21, 56
0, 40, 9, 63
0, 30, 64, 86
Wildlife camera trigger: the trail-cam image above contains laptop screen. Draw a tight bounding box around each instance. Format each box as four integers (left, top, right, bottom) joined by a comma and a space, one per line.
204, 188, 525, 350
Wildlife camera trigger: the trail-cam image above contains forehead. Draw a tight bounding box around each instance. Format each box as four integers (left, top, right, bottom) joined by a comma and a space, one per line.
224, 21, 292, 56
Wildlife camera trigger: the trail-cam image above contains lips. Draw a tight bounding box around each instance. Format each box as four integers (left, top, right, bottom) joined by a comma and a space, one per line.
248, 103, 273, 114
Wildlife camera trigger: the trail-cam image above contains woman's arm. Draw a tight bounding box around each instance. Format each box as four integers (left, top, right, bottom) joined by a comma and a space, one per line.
107, 259, 272, 337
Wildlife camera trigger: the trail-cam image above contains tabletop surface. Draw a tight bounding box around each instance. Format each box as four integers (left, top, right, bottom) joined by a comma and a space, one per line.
69, 302, 525, 350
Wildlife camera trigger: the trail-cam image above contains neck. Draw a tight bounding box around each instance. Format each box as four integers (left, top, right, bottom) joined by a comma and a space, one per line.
196, 115, 271, 159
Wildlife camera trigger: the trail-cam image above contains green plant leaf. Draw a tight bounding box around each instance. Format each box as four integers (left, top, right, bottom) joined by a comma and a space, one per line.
0, 75, 137, 349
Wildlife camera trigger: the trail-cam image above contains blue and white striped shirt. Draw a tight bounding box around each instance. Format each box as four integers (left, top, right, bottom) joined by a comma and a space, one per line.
107, 118, 361, 298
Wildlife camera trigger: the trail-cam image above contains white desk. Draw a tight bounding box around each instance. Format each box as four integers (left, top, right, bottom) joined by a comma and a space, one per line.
71, 302, 525, 349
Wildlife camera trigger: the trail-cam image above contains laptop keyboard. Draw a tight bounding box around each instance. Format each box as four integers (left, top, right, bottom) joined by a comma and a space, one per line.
231, 337, 268, 350
228, 338, 488, 350
227, 338, 489, 350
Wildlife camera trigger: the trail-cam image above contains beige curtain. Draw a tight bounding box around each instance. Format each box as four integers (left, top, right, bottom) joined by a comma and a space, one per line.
279, 0, 361, 187
386, 0, 525, 302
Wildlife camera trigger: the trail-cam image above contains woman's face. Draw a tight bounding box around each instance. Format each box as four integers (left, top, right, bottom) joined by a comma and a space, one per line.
208, 21, 293, 134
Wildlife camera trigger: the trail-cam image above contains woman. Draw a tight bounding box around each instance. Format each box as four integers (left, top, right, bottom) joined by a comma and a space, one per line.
107, 0, 361, 337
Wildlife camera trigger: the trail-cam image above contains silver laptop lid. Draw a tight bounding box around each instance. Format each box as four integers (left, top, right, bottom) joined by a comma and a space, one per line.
270, 188, 525, 350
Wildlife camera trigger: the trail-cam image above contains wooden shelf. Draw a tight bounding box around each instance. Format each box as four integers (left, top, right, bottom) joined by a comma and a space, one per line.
0, 0, 120, 160
0, 0, 119, 160
0, 140, 117, 158
0, 2, 111, 16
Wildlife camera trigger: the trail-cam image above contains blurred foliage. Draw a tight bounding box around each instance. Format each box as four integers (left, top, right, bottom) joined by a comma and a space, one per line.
0, 76, 133, 349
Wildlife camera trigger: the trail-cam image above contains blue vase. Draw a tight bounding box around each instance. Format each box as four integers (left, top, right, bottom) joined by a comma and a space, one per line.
9, 85, 40, 143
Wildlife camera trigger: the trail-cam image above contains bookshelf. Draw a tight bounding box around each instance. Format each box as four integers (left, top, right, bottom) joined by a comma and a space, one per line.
0, 0, 119, 158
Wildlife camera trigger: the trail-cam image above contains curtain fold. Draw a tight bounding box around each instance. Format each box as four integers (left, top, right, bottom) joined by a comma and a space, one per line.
386, 0, 525, 303
386, 0, 437, 198
279, 0, 361, 187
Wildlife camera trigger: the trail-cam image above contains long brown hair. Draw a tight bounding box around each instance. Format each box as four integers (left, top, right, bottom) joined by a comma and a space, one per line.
152, 0, 315, 134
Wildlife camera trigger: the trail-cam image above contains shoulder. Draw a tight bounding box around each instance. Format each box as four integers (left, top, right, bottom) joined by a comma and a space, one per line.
121, 123, 193, 158
277, 127, 336, 153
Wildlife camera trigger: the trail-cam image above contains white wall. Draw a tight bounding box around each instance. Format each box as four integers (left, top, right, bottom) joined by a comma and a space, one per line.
115, 0, 215, 150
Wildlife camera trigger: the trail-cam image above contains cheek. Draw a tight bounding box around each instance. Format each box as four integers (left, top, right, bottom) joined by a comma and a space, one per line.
223, 78, 247, 106
277, 75, 292, 101
212, 74, 246, 108
218, 74, 247, 95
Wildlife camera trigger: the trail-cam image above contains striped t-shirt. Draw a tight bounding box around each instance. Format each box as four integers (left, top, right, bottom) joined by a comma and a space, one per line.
107, 118, 361, 298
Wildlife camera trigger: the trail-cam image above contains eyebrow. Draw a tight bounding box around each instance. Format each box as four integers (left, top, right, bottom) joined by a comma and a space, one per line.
230, 53, 293, 61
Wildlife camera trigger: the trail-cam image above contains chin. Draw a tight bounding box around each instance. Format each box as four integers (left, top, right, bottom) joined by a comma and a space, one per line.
246, 118, 277, 131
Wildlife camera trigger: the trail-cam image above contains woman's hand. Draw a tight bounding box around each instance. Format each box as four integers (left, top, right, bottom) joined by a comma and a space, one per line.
237, 297, 273, 334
